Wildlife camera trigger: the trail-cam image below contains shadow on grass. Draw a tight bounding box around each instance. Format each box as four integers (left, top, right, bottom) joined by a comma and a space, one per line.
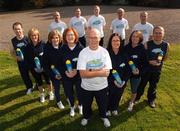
0, 97, 39, 117
0, 89, 25, 105
0, 75, 23, 92
44, 100, 148, 130
109, 100, 148, 126
18, 108, 69, 130
0, 102, 56, 130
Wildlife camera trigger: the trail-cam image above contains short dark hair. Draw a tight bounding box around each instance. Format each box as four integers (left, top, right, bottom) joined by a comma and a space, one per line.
153, 26, 165, 34
12, 22, 23, 29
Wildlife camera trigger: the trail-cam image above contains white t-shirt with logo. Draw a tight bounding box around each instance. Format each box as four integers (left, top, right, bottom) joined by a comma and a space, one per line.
77, 46, 112, 91
69, 16, 87, 37
133, 22, 154, 43
87, 15, 106, 38
110, 18, 129, 40
48, 21, 67, 34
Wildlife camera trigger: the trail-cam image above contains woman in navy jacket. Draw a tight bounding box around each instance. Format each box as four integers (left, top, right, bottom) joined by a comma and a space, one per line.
26, 28, 54, 103
124, 30, 147, 111
106, 33, 131, 116
60, 28, 84, 117
43, 30, 65, 109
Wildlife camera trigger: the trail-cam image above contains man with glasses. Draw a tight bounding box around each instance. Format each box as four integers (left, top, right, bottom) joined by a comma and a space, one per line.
77, 28, 112, 127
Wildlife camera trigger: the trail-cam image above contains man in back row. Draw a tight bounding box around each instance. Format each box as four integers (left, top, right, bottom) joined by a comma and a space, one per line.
69, 8, 87, 47
133, 11, 154, 44
87, 5, 106, 46
110, 8, 129, 46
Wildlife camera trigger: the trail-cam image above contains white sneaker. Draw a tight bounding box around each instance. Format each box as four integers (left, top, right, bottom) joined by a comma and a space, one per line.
127, 102, 134, 112
81, 118, 88, 126
49, 91, 54, 100
26, 88, 32, 95
32, 84, 38, 89
57, 101, 65, 109
67, 98, 71, 106
101, 118, 111, 128
40, 93, 45, 103
78, 105, 83, 115
106, 110, 111, 116
112, 110, 118, 116
70, 107, 75, 117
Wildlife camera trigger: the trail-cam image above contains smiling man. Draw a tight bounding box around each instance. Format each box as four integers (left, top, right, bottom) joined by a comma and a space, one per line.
77, 28, 112, 128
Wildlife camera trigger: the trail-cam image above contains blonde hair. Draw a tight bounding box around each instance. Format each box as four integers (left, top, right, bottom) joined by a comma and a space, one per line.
28, 28, 40, 43
48, 30, 62, 44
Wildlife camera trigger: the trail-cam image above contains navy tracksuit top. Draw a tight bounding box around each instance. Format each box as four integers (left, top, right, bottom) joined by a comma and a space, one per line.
11, 36, 29, 64
108, 50, 131, 83
43, 43, 62, 79
146, 40, 168, 72
124, 43, 148, 77
60, 42, 84, 81
26, 40, 45, 69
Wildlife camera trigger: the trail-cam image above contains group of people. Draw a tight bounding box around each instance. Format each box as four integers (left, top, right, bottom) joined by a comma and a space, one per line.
10, 5, 169, 128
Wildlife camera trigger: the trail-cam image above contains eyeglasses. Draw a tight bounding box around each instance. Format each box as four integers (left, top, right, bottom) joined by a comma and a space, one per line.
89, 37, 99, 39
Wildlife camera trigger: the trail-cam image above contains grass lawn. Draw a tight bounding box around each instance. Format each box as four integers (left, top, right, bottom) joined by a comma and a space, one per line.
0, 44, 180, 131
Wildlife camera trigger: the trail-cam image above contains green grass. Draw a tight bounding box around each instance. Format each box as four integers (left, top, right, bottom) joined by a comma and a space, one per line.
0, 45, 180, 131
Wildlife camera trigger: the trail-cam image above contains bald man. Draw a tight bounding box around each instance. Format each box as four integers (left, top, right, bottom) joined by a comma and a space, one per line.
110, 8, 129, 46
48, 11, 67, 34
133, 11, 154, 44
77, 28, 112, 127
87, 6, 106, 46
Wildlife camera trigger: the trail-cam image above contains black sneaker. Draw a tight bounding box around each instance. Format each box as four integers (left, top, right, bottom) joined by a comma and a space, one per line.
149, 101, 156, 108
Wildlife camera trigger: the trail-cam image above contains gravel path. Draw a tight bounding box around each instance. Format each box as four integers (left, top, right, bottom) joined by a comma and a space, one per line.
0, 5, 180, 51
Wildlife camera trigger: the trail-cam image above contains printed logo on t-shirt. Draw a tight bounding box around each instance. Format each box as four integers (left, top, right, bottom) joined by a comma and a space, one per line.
131, 55, 138, 59
17, 42, 25, 48
55, 27, 62, 32
140, 29, 148, 34
74, 21, 83, 26
39, 52, 43, 56
92, 20, 101, 25
72, 57, 78, 62
86, 59, 104, 70
116, 24, 124, 29
119, 63, 125, 67
152, 48, 163, 54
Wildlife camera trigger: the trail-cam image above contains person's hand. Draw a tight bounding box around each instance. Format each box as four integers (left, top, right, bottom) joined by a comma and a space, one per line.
55, 75, 61, 80
16, 56, 23, 62
149, 60, 161, 66
65, 69, 77, 78
114, 80, 125, 88
132, 68, 139, 75
34, 68, 43, 73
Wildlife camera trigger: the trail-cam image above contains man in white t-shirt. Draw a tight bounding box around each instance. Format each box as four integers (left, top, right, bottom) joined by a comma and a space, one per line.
48, 11, 67, 34
69, 8, 87, 47
133, 11, 154, 44
77, 28, 112, 128
87, 5, 106, 46
110, 8, 129, 46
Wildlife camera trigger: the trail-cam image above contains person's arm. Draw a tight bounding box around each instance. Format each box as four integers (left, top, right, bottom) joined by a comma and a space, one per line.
110, 21, 113, 33
103, 16, 106, 27
163, 42, 170, 61
126, 20, 129, 30
80, 69, 110, 78
10, 44, 16, 60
